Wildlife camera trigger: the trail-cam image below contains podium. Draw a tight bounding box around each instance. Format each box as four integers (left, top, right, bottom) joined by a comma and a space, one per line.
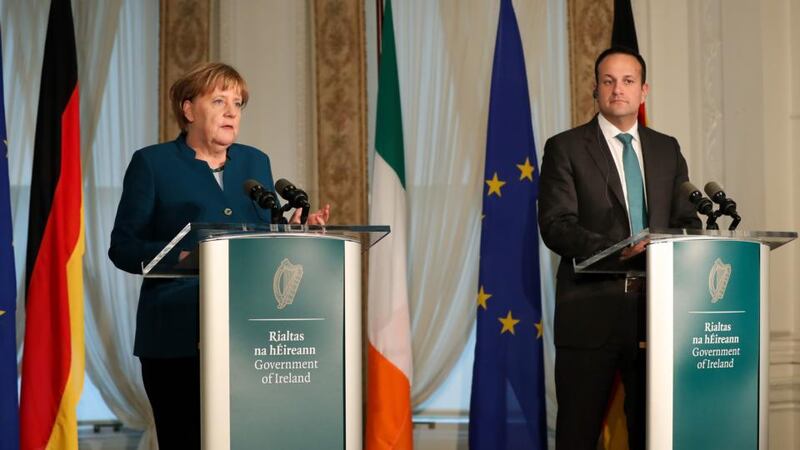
575, 228, 796, 450
143, 223, 389, 450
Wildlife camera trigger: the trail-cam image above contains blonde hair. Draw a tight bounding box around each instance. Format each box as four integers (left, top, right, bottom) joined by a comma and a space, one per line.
169, 62, 250, 132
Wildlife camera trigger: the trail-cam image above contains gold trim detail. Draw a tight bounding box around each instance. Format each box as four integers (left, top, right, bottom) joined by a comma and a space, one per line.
568, 0, 613, 127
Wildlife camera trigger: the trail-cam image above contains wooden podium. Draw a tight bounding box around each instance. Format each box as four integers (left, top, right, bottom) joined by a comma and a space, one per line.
144, 223, 389, 450
575, 228, 796, 450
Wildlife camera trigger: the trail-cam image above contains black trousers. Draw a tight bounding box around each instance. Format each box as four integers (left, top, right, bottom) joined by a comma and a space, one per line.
554, 282, 646, 450
140, 356, 201, 449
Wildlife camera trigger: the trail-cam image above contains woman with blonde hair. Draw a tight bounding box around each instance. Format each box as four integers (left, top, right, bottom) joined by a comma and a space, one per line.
109, 62, 328, 448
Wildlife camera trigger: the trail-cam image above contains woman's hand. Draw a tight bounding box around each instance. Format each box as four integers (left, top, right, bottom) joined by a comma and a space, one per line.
290, 204, 331, 225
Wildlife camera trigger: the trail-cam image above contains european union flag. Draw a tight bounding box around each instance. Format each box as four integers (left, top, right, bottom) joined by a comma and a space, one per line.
0, 24, 19, 450
469, 0, 546, 449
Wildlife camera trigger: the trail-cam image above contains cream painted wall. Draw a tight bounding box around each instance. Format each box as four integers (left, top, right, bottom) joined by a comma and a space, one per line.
637, 0, 800, 448
216, 0, 317, 204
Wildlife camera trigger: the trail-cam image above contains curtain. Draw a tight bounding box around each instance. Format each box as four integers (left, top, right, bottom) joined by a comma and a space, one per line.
392, 3, 569, 437
392, 0, 498, 406
76, 1, 159, 448
3, 0, 159, 448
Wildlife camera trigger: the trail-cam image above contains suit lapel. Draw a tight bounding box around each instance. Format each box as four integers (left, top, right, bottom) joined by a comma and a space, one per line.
583, 117, 626, 209
639, 126, 657, 223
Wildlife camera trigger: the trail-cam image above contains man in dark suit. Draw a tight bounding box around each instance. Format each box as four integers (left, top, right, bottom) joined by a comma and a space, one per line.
538, 47, 701, 450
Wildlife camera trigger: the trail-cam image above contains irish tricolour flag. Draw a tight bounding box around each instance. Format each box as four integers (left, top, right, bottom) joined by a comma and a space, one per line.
366, 0, 413, 449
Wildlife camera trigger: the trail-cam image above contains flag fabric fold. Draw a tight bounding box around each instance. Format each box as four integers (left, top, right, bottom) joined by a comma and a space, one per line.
366, 0, 413, 449
0, 23, 19, 450
20, 0, 85, 448
469, 0, 546, 448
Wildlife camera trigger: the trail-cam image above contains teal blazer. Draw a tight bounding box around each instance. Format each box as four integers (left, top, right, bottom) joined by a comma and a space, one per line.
109, 134, 275, 357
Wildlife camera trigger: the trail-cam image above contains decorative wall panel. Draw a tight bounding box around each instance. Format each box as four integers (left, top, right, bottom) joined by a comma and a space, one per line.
567, 0, 613, 127
159, 0, 211, 142
312, 0, 368, 225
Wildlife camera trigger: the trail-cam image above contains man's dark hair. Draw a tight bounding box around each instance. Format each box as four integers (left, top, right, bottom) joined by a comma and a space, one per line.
594, 46, 647, 84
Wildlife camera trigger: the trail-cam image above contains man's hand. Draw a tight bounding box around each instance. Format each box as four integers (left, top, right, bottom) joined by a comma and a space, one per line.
620, 238, 650, 261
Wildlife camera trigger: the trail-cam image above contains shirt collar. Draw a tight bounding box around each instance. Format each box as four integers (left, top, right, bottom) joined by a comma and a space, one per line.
175, 132, 233, 161
598, 113, 640, 143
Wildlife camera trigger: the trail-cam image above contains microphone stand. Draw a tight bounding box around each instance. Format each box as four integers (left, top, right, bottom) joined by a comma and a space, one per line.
705, 212, 719, 231
300, 205, 309, 225
274, 203, 293, 224
707, 209, 741, 231
271, 206, 287, 224
727, 212, 741, 231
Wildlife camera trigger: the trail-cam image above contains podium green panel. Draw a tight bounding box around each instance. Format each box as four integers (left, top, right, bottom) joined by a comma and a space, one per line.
648, 237, 769, 450
672, 240, 760, 449
199, 234, 362, 450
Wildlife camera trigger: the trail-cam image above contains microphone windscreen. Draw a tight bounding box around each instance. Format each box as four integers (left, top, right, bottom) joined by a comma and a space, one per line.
275, 178, 292, 194
679, 181, 700, 200
704, 181, 724, 199
243, 179, 262, 196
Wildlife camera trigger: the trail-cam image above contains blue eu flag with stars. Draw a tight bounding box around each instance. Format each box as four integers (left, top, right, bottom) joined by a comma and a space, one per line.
469, 0, 546, 448
0, 23, 19, 450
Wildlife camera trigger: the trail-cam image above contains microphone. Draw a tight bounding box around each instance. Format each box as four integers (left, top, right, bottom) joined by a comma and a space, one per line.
680, 181, 718, 230
703, 181, 741, 230
703, 182, 737, 216
275, 178, 311, 224
679, 181, 714, 215
275, 178, 310, 209
243, 179, 278, 209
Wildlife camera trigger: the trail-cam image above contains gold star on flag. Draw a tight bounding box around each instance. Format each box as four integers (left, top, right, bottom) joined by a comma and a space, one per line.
485, 172, 506, 197
0, 310, 5, 316
498, 310, 520, 335
477, 286, 492, 310
516, 157, 535, 181
534, 320, 543, 338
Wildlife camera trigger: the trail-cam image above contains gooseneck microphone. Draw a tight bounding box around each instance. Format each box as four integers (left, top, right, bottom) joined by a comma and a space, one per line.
275, 179, 310, 208
275, 178, 310, 224
703, 182, 737, 215
679, 181, 714, 215
243, 179, 285, 224
703, 181, 741, 230
679, 181, 718, 230
243, 179, 278, 209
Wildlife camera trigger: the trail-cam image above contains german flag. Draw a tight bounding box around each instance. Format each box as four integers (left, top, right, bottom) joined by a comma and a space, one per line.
20, 0, 85, 448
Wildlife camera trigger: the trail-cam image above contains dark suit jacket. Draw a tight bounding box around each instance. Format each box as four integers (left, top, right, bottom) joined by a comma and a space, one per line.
109, 134, 275, 358
538, 116, 700, 348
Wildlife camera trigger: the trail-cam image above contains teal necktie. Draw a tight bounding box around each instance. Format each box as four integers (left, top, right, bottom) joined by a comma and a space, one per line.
616, 133, 647, 235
